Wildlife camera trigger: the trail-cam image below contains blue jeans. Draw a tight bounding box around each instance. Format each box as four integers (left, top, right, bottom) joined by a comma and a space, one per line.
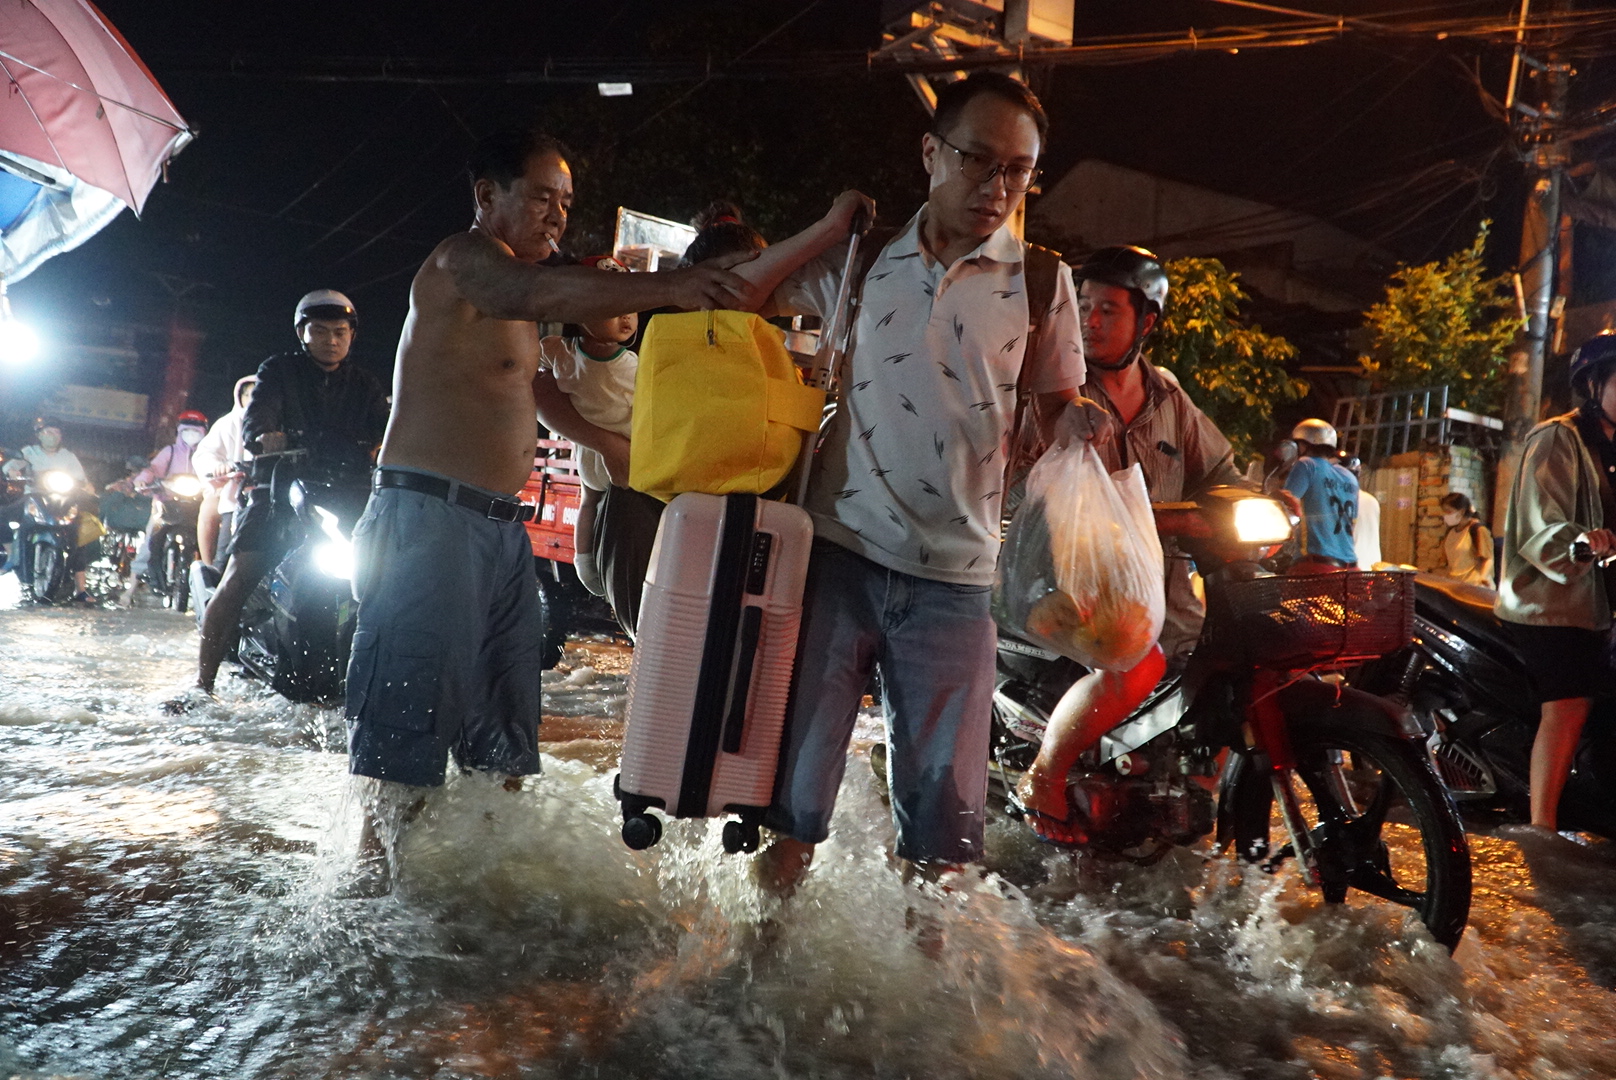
765, 540, 997, 863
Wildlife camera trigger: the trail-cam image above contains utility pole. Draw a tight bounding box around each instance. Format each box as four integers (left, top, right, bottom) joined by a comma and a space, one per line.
1498, 0, 1574, 530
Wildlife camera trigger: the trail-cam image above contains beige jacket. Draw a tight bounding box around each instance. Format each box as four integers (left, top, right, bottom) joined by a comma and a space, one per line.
1086, 364, 1241, 657
1495, 413, 1610, 630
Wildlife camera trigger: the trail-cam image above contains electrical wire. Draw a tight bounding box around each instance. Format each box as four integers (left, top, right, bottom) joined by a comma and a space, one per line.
142, 9, 1616, 83
605, 0, 828, 150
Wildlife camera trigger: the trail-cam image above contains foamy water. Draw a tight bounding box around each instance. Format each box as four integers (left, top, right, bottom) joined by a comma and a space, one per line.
3, 600, 1616, 1079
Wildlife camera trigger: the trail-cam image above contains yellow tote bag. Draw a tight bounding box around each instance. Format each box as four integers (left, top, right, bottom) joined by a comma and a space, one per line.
77, 511, 106, 547
629, 310, 825, 502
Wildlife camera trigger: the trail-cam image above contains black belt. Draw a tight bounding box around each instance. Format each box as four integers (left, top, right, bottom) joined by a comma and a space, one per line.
375, 468, 534, 523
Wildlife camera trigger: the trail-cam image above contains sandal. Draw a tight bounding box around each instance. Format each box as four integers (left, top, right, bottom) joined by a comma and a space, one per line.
1006, 784, 1089, 848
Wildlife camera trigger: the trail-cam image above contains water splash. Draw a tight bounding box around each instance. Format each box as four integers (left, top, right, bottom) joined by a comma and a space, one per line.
9, 604, 1616, 1079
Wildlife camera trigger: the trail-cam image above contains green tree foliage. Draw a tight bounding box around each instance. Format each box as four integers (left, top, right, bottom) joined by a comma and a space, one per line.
1361, 224, 1522, 415
1147, 257, 1305, 457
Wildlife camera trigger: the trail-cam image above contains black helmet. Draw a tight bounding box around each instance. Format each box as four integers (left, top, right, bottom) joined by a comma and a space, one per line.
1073, 245, 1170, 320
1570, 330, 1616, 395
32, 415, 61, 433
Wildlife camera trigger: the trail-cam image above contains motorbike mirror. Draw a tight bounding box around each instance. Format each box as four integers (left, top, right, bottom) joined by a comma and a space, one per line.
1261, 440, 1299, 495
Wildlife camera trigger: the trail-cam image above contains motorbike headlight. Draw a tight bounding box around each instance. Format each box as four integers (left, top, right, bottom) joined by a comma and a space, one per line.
164, 474, 203, 498
1233, 497, 1293, 545
313, 540, 355, 579
42, 470, 75, 494
311, 505, 354, 578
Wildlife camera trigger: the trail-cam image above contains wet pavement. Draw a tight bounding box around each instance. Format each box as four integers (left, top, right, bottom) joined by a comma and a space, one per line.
4, 586, 1616, 1079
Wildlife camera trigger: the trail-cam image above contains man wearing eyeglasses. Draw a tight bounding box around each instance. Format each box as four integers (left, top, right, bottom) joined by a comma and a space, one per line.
733, 72, 1091, 891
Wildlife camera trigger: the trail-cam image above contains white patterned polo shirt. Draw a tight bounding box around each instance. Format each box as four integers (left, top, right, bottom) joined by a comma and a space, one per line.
776, 206, 1085, 585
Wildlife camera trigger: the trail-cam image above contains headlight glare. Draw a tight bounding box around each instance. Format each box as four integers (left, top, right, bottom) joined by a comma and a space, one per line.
165, 474, 203, 498
313, 540, 354, 579
1233, 498, 1293, 545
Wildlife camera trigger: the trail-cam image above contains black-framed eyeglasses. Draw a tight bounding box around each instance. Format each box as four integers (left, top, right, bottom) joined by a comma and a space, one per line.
934, 134, 1041, 193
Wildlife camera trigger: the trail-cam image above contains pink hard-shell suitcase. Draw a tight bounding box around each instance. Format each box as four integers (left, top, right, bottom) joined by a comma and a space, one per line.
615, 491, 813, 852
614, 211, 869, 853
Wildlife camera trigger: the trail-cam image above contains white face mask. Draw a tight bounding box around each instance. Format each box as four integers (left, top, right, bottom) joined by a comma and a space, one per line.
1442, 511, 1463, 527
179, 428, 204, 446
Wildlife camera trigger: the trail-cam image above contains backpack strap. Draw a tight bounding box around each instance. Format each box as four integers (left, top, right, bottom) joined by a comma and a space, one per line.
1005, 243, 1065, 502
1021, 243, 1062, 363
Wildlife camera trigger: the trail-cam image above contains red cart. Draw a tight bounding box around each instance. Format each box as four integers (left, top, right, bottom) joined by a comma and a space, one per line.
522, 438, 584, 565
521, 437, 620, 665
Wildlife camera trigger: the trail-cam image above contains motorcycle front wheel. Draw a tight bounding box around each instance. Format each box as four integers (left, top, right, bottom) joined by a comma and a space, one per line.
1228, 721, 1472, 952
164, 537, 191, 613
30, 539, 66, 603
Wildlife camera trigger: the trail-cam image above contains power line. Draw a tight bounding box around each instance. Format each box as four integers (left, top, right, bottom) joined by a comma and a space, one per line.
606, 0, 828, 150
142, 9, 1616, 84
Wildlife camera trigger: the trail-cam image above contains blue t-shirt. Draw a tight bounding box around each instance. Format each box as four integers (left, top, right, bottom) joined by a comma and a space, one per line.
1284, 455, 1359, 564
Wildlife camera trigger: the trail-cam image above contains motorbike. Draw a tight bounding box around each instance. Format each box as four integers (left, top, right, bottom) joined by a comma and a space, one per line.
974, 485, 1472, 952
143, 472, 204, 612
227, 450, 365, 704
10, 468, 87, 604
1351, 566, 1616, 838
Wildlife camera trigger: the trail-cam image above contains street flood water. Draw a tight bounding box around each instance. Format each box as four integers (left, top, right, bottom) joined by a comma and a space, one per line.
5, 594, 1616, 1079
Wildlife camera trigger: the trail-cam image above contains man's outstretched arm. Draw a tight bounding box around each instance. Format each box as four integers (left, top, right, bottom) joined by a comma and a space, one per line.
437, 232, 756, 324
726, 190, 875, 314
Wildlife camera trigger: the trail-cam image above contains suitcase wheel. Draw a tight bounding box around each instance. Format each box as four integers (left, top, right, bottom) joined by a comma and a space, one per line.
722, 819, 760, 855
622, 813, 662, 850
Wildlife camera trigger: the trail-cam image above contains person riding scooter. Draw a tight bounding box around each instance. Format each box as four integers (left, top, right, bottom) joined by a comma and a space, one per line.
3, 417, 98, 601
1283, 419, 1359, 575
1011, 245, 1241, 845
192, 376, 257, 569
168, 290, 388, 712
121, 410, 208, 597
1495, 330, 1616, 833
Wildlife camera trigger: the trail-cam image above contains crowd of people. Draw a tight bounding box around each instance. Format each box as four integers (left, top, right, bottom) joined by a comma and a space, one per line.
6, 69, 1614, 895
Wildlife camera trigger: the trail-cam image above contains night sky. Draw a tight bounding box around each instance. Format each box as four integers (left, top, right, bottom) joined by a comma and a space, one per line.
7, 0, 1615, 437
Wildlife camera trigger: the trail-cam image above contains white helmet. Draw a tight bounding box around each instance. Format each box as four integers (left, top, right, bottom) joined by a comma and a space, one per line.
294, 289, 357, 331
1290, 418, 1338, 448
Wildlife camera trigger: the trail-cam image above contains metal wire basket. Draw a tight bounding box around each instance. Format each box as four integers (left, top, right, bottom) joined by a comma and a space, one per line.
1205, 570, 1415, 670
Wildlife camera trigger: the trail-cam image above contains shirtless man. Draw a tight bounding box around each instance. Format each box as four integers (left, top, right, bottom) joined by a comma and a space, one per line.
345, 127, 750, 888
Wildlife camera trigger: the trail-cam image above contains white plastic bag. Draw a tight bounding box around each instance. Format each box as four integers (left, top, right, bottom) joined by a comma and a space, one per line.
993, 438, 1165, 671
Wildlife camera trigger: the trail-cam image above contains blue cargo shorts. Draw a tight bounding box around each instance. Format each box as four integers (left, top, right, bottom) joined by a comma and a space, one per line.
345, 472, 544, 787
764, 539, 997, 864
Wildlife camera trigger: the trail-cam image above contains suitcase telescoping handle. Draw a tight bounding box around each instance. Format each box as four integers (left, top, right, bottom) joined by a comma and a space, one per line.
791, 208, 871, 506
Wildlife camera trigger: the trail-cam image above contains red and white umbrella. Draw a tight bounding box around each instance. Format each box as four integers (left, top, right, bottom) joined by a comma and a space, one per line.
0, 0, 191, 280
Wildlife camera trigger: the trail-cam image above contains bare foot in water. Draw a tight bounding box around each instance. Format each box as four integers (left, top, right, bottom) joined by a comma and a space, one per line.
337, 815, 393, 899
753, 835, 815, 899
